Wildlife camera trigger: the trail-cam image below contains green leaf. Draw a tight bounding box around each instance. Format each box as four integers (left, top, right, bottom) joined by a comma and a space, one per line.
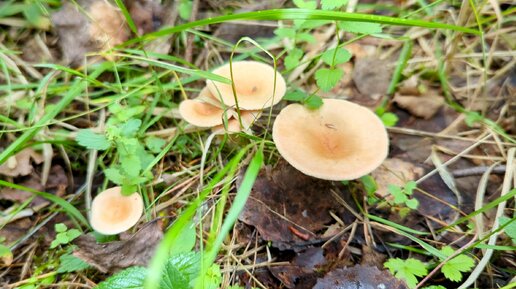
57, 254, 91, 273
76, 129, 111, 150
120, 154, 142, 178
178, 0, 192, 20
283, 91, 306, 102
297, 32, 316, 43
293, 0, 317, 9
104, 167, 125, 185
384, 258, 427, 289
170, 222, 197, 255
464, 111, 482, 127
55, 223, 67, 233
315, 68, 343, 92
66, 229, 82, 241
0, 244, 13, 262
304, 95, 323, 109
338, 21, 382, 34
360, 175, 377, 194
194, 264, 221, 289
120, 119, 142, 137
440, 247, 475, 282
321, 0, 348, 10
500, 217, 516, 242
321, 47, 351, 66
380, 112, 398, 127
388, 185, 406, 204
145, 137, 167, 154
161, 252, 201, 289
404, 181, 417, 195
405, 198, 419, 209
95, 266, 147, 289
274, 27, 296, 38
285, 48, 304, 71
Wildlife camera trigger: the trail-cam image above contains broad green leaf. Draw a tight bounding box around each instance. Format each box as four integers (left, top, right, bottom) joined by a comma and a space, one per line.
338, 21, 382, 34
405, 198, 419, 209
120, 154, 142, 178
360, 175, 377, 194
321, 47, 351, 66
95, 266, 147, 289
385, 258, 427, 289
170, 222, 197, 255
120, 119, 142, 137
283, 91, 306, 102
404, 181, 417, 195
76, 129, 111, 150
304, 95, 323, 109
145, 137, 167, 154
55, 223, 67, 233
160, 252, 201, 289
440, 247, 474, 282
297, 32, 316, 43
274, 27, 296, 38
315, 68, 343, 91
285, 48, 304, 70
321, 0, 348, 10
499, 217, 516, 242
66, 229, 82, 241
104, 167, 125, 185
57, 254, 90, 273
293, 0, 317, 9
380, 112, 398, 127
178, 0, 192, 20
194, 264, 221, 289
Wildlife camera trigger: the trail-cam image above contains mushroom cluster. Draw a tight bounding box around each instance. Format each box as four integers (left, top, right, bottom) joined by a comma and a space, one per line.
272, 99, 389, 181
179, 61, 286, 134
90, 187, 144, 235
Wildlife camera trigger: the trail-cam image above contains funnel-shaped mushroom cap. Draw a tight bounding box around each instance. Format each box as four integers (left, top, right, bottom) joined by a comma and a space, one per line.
179, 88, 234, 127
206, 61, 286, 110
272, 99, 389, 181
90, 187, 144, 235
212, 110, 262, 134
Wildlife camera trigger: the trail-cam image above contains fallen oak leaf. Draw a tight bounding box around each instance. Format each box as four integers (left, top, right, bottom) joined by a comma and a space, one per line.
73, 220, 163, 273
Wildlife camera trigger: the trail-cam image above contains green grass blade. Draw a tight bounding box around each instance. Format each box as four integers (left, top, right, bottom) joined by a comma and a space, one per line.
368, 214, 430, 235
113, 0, 138, 35
0, 180, 89, 228
0, 79, 86, 164
127, 8, 479, 45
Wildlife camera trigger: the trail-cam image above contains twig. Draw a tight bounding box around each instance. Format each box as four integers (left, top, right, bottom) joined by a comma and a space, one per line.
452, 165, 506, 177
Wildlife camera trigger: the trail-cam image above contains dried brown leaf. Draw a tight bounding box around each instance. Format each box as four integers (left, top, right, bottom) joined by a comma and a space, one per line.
313, 265, 408, 289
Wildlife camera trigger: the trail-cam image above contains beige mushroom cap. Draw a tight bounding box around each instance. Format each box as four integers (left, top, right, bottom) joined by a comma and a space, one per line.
90, 186, 144, 235
212, 110, 262, 135
206, 61, 286, 110
272, 99, 389, 181
179, 88, 234, 127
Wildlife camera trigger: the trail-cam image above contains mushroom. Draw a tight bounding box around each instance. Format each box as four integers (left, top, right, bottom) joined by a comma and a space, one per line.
179, 88, 234, 127
206, 61, 287, 110
90, 186, 144, 235
272, 99, 389, 181
212, 110, 262, 134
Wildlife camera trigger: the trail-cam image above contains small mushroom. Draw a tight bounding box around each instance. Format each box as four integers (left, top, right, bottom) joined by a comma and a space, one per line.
179, 88, 234, 127
90, 187, 144, 235
272, 99, 389, 181
206, 61, 287, 110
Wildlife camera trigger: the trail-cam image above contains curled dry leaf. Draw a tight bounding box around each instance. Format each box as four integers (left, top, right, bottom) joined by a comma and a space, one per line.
73, 220, 163, 273
394, 94, 445, 120
313, 265, 408, 289
238, 160, 356, 249
0, 148, 43, 177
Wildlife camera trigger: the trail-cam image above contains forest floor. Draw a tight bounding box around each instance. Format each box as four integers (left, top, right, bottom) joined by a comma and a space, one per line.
0, 0, 515, 288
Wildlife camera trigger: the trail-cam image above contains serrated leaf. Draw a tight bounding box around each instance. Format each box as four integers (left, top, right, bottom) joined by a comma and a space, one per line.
76, 129, 111, 150
120, 119, 142, 137
95, 266, 147, 289
381, 112, 398, 127
304, 95, 323, 109
315, 68, 343, 92
120, 154, 141, 178
57, 254, 90, 273
385, 258, 427, 289
104, 167, 125, 185
193, 264, 221, 289
440, 247, 474, 282
338, 21, 382, 34
161, 252, 201, 289
321, 0, 348, 10
293, 0, 317, 9
145, 137, 166, 154
285, 48, 304, 70
321, 47, 351, 66
500, 217, 516, 242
